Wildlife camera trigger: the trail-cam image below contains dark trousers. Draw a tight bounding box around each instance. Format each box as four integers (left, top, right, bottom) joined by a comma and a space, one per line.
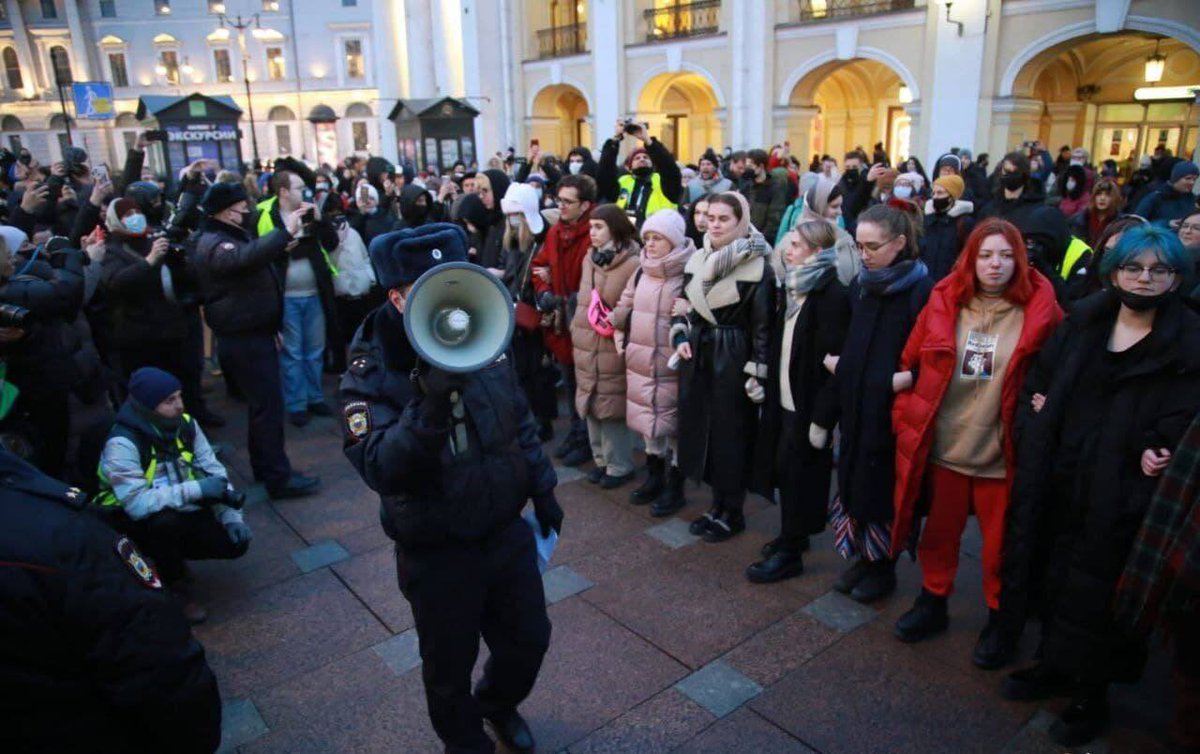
396, 518, 551, 753
217, 332, 291, 488
777, 409, 833, 548
180, 311, 211, 417
14, 391, 70, 479
124, 509, 249, 585
561, 366, 586, 440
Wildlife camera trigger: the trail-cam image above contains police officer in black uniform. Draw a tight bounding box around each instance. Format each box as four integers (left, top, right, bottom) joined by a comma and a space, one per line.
340, 223, 562, 754
0, 448, 221, 754
193, 181, 320, 499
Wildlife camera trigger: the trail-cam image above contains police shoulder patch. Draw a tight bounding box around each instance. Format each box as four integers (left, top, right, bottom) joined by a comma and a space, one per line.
344, 400, 371, 442
115, 536, 163, 589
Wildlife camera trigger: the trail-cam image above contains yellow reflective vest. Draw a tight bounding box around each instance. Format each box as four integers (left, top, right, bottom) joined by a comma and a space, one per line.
616, 172, 676, 217
256, 196, 339, 276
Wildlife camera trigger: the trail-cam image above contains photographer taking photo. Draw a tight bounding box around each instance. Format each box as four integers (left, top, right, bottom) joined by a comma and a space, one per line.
597, 119, 682, 230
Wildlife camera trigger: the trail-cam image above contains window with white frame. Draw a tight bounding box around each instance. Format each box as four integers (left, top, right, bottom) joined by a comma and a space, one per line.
155, 0, 171, 15
40, 0, 57, 19
266, 47, 285, 81
159, 50, 180, 85
108, 53, 129, 88
344, 38, 364, 80
345, 102, 373, 154
2, 48, 22, 91
49, 46, 72, 86
208, 0, 226, 13
100, 0, 117, 17
213, 49, 232, 83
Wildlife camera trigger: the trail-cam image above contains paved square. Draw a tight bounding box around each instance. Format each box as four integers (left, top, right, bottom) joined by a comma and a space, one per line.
674, 660, 764, 718
289, 539, 351, 573
801, 591, 879, 633
372, 629, 422, 677
542, 564, 594, 604
217, 698, 268, 753
645, 517, 702, 549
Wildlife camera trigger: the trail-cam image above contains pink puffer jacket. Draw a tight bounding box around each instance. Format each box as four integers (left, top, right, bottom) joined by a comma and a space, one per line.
610, 239, 695, 439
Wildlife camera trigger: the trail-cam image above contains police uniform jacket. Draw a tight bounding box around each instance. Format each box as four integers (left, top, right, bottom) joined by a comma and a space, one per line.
193, 216, 292, 336
339, 303, 558, 550
0, 450, 221, 754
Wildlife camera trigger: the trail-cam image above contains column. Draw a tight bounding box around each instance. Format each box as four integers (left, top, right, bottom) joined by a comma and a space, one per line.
987, 97, 1044, 159
728, 0, 774, 149
63, 0, 91, 82
922, 0, 988, 167
5, 0, 40, 98
904, 100, 923, 163
430, 0, 465, 97
772, 105, 818, 154
1045, 102, 1083, 154
847, 108, 875, 156
825, 111, 849, 164
371, 0, 406, 161
590, 0, 625, 136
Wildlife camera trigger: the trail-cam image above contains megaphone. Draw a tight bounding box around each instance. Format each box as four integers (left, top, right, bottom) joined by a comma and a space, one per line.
404, 262, 516, 373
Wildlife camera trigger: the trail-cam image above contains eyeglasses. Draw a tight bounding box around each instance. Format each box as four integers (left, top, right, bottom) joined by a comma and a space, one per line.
1117, 263, 1176, 281
1179, 223, 1200, 234
856, 236, 897, 253
556, 196, 580, 207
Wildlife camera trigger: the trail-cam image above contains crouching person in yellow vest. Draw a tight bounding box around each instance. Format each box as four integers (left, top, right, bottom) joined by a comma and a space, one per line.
95, 367, 250, 624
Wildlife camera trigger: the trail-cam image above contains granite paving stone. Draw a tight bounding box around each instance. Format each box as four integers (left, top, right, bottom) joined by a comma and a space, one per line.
190, 501, 304, 604
216, 697, 268, 754
272, 471, 382, 543
801, 591, 879, 633
372, 628, 422, 676
554, 464, 587, 485
644, 517, 702, 549
330, 544, 414, 633
551, 482, 656, 566
543, 564, 595, 604
673, 659, 763, 718
567, 689, 714, 754
722, 609, 843, 687
289, 538, 351, 573
674, 708, 816, 753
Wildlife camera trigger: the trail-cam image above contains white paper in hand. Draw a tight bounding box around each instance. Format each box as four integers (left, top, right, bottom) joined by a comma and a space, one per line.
522, 510, 559, 574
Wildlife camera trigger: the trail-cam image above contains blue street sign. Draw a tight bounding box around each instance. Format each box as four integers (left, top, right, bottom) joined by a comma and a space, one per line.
72, 82, 115, 120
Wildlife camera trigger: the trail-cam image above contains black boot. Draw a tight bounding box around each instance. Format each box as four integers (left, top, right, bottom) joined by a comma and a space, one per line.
630, 455, 665, 504
972, 609, 1017, 670
833, 558, 871, 594
761, 534, 810, 558
850, 559, 897, 603
1001, 663, 1077, 702
746, 549, 804, 584
561, 442, 592, 467
651, 465, 687, 518
483, 709, 536, 753
1049, 688, 1109, 747
894, 589, 949, 643
702, 509, 745, 543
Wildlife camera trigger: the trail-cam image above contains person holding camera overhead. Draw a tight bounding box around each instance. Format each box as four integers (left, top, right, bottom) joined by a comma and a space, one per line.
193, 180, 321, 501
340, 224, 560, 754
94, 367, 251, 625
256, 159, 342, 427
597, 119, 682, 230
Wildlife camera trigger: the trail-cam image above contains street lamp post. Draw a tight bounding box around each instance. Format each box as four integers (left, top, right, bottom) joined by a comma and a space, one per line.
218, 13, 262, 164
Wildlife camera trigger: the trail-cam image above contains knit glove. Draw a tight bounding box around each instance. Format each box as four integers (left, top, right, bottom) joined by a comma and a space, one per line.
744, 377, 765, 404
197, 475, 228, 501
225, 521, 253, 546
532, 492, 563, 538
809, 423, 830, 450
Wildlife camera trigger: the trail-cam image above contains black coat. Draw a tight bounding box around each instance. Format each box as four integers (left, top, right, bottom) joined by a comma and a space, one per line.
99, 237, 190, 348
267, 203, 343, 352
750, 275, 849, 503
193, 217, 292, 336
1000, 292, 1200, 681
673, 256, 774, 495
819, 271, 932, 524
0, 450, 220, 754
339, 303, 557, 551
350, 205, 401, 247
921, 201, 975, 282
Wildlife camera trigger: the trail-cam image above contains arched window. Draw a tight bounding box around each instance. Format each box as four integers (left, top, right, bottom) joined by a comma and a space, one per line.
345, 102, 373, 118
345, 103, 374, 153
268, 105, 296, 121
268, 106, 295, 156
3, 48, 22, 90
49, 45, 72, 86
1, 115, 24, 131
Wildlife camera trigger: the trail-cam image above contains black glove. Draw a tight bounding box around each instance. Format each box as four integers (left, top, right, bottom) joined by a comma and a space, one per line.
418, 366, 466, 424
532, 492, 563, 538
196, 475, 227, 501
537, 291, 561, 311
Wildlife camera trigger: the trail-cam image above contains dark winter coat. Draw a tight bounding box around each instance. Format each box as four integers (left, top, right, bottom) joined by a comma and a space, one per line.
0, 450, 220, 754
921, 199, 976, 282
738, 172, 790, 242
815, 268, 933, 524
193, 217, 292, 337
750, 274, 849, 503
999, 291, 1200, 681
99, 237, 190, 348
265, 200, 343, 352
339, 303, 557, 551
671, 242, 774, 495
1135, 184, 1198, 227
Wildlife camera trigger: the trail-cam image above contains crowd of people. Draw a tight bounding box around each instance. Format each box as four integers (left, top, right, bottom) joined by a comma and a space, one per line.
1, 118, 1199, 752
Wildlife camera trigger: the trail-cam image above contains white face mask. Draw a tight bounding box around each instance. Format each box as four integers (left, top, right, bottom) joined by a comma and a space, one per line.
1070, 158, 1084, 166
507, 215, 523, 228
893, 186, 914, 200
568, 162, 583, 175
1066, 179, 1077, 191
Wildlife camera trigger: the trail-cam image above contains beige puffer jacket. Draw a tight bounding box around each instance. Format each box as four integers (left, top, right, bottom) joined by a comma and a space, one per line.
570, 243, 640, 420
610, 239, 695, 439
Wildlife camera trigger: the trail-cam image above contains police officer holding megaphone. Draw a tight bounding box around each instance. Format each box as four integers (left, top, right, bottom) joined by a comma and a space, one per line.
339, 222, 561, 754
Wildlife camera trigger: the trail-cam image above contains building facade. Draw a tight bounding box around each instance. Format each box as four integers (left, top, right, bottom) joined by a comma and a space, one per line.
1, 0, 1197, 174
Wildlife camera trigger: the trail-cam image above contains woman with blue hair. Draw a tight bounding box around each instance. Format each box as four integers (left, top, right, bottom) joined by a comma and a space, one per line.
998, 224, 1200, 747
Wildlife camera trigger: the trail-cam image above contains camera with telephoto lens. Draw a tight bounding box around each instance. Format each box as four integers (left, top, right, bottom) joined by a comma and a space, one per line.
223, 487, 246, 510
623, 118, 642, 136
0, 303, 32, 329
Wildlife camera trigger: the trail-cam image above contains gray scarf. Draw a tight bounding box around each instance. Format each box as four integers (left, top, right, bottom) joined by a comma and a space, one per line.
784, 248, 838, 317
701, 231, 770, 295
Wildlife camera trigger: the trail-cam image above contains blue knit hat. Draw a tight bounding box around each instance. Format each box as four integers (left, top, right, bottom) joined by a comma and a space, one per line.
128, 367, 182, 411
368, 223, 468, 289
1170, 161, 1199, 184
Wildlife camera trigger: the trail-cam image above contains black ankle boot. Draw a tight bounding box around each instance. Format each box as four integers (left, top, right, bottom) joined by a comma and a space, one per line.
894, 589, 949, 642
746, 549, 804, 583
1001, 663, 1077, 701
651, 465, 687, 517
1049, 688, 1109, 747
972, 609, 1017, 670
850, 559, 897, 603
702, 509, 746, 543
630, 455, 665, 504
833, 558, 870, 594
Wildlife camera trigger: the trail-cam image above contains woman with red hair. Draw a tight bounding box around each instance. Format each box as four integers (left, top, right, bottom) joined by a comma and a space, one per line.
888, 218, 1062, 669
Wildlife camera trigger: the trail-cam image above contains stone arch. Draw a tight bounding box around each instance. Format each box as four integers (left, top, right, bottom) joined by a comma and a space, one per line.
2, 115, 23, 131
115, 112, 139, 127
778, 46, 921, 108
633, 71, 722, 161
345, 102, 373, 118
529, 82, 591, 154
628, 61, 726, 113
268, 105, 296, 121
525, 76, 592, 120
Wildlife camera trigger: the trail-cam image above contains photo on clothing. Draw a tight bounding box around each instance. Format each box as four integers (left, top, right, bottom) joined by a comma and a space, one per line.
960, 330, 997, 380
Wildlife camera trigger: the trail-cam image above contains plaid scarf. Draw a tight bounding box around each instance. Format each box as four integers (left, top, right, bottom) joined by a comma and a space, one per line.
700, 231, 770, 295
784, 248, 837, 318
1116, 411, 1200, 633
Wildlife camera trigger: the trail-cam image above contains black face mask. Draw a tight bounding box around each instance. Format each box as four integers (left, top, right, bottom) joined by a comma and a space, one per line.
843, 169, 861, 185
1001, 172, 1025, 191
404, 203, 429, 223
1115, 287, 1174, 311
932, 196, 953, 213
632, 166, 653, 179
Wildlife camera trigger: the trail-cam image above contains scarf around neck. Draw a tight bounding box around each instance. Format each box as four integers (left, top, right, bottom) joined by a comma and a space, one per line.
858, 258, 928, 297
785, 248, 838, 317
700, 230, 769, 295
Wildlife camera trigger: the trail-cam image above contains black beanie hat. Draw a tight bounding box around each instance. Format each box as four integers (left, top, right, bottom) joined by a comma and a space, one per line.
273, 156, 316, 189
455, 193, 489, 230
366, 156, 395, 183
200, 181, 249, 215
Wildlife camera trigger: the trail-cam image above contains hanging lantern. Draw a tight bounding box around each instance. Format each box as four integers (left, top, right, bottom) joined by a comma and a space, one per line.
1145, 40, 1166, 84
898, 85, 913, 104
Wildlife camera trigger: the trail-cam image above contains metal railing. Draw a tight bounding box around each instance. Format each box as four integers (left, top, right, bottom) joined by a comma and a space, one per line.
797, 0, 915, 23
643, 0, 721, 42
536, 22, 588, 59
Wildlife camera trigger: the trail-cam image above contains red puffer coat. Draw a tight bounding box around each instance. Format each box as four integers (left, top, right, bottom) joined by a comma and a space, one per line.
610, 240, 695, 440
531, 209, 593, 365
890, 269, 1062, 557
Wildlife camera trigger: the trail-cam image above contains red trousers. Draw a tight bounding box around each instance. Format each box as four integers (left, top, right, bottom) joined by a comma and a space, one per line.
918, 465, 1009, 609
